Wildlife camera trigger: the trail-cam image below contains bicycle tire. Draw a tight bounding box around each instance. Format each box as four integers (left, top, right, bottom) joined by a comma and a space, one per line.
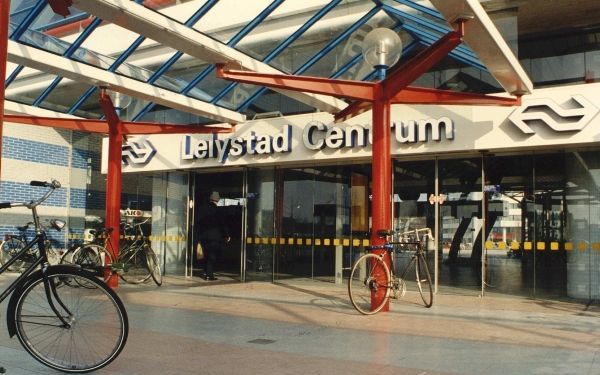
415, 252, 433, 308
13, 268, 128, 372
145, 246, 162, 286
64, 245, 115, 283
0, 238, 28, 271
119, 246, 152, 284
348, 253, 391, 315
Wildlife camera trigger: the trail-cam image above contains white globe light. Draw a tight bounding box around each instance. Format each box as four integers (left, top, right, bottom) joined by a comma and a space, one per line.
362, 28, 402, 69
107, 90, 132, 110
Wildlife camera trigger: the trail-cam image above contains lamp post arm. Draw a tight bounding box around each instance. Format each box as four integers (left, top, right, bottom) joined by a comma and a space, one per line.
216, 64, 375, 101
381, 30, 463, 100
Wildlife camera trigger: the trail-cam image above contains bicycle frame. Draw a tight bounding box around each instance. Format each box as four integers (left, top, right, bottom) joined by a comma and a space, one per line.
0, 233, 45, 302
0, 180, 73, 328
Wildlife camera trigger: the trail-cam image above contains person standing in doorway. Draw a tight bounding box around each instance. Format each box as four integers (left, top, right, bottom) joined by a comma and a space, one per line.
198, 191, 230, 281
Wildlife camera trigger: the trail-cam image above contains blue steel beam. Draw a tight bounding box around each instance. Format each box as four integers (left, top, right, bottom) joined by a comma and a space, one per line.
33, 16, 103, 107
390, 0, 446, 21
70, 0, 216, 116
133, 0, 284, 122
236, 5, 381, 112
9, 4, 36, 19
143, 0, 221, 85
210, 0, 341, 105
401, 23, 486, 70
68, 0, 148, 114
380, 4, 479, 61
9, 0, 46, 39
5, 65, 24, 87
32, 11, 89, 32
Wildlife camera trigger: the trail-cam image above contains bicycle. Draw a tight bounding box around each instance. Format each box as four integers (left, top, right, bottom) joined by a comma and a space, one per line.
117, 218, 162, 285
348, 228, 434, 315
0, 223, 35, 271
0, 180, 128, 372
60, 228, 116, 284
64, 218, 162, 286
0, 221, 60, 271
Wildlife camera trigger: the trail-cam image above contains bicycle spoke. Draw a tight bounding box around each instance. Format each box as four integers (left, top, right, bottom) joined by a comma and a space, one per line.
348, 253, 390, 315
15, 271, 128, 372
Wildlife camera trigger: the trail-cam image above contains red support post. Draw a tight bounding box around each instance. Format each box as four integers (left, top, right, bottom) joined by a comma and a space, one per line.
370, 91, 393, 312
0, 0, 10, 179
99, 90, 123, 288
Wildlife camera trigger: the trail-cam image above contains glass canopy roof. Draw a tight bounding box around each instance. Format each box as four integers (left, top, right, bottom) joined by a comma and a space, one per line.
5, 0, 511, 126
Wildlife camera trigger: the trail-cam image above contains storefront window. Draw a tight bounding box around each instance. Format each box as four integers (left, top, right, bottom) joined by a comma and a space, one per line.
565, 151, 600, 300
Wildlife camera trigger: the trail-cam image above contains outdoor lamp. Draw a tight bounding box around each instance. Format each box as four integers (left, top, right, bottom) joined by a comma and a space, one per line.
106, 90, 132, 115
362, 28, 402, 80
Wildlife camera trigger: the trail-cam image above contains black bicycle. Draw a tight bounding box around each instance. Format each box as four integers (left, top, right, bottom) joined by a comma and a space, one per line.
348, 228, 434, 315
0, 180, 128, 372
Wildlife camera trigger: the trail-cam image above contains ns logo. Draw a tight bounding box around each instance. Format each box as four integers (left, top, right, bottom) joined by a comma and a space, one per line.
121, 139, 156, 165
509, 95, 599, 134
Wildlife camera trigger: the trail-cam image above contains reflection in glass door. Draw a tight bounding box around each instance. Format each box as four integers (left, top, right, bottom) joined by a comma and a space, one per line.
393, 160, 435, 293
245, 168, 275, 281
482, 155, 534, 297
482, 154, 569, 299
276, 166, 351, 282
438, 158, 484, 295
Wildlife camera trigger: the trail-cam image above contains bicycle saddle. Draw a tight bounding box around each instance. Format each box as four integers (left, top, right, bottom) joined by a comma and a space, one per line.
16, 222, 33, 232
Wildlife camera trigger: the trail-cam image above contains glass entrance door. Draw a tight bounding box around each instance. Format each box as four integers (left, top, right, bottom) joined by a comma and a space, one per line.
482, 155, 535, 297
192, 171, 244, 280
438, 158, 484, 295
275, 166, 352, 283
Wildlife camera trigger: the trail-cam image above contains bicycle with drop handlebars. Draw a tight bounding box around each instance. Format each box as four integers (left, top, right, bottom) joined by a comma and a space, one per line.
0, 180, 128, 372
348, 227, 434, 315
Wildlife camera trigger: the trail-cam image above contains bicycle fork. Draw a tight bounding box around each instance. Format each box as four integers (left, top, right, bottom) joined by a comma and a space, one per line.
41, 265, 73, 329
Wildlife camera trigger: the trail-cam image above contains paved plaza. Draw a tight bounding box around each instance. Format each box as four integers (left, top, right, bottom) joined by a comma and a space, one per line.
1, 275, 598, 374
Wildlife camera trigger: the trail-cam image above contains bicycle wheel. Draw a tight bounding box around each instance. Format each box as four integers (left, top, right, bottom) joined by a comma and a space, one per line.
145, 246, 162, 286
415, 252, 433, 308
348, 253, 391, 315
14, 268, 128, 372
0, 238, 27, 271
119, 246, 152, 284
68, 245, 115, 283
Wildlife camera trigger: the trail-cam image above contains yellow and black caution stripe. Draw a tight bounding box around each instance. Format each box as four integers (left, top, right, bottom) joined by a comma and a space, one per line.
66, 233, 187, 242
65, 234, 600, 251
246, 237, 371, 247
485, 241, 600, 252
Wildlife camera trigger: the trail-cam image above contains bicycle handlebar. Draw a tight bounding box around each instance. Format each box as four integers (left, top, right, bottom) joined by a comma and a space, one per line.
0, 180, 61, 210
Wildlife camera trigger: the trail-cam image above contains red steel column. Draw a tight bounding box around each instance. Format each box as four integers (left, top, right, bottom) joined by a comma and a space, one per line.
0, 0, 10, 178
101, 92, 123, 288
104, 120, 122, 287
370, 91, 393, 312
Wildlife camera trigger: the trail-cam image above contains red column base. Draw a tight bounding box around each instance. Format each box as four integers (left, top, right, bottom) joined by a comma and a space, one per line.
371, 248, 391, 312
104, 269, 119, 288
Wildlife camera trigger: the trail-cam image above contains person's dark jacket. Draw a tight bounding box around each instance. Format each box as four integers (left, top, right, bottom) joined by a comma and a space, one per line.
198, 202, 229, 241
